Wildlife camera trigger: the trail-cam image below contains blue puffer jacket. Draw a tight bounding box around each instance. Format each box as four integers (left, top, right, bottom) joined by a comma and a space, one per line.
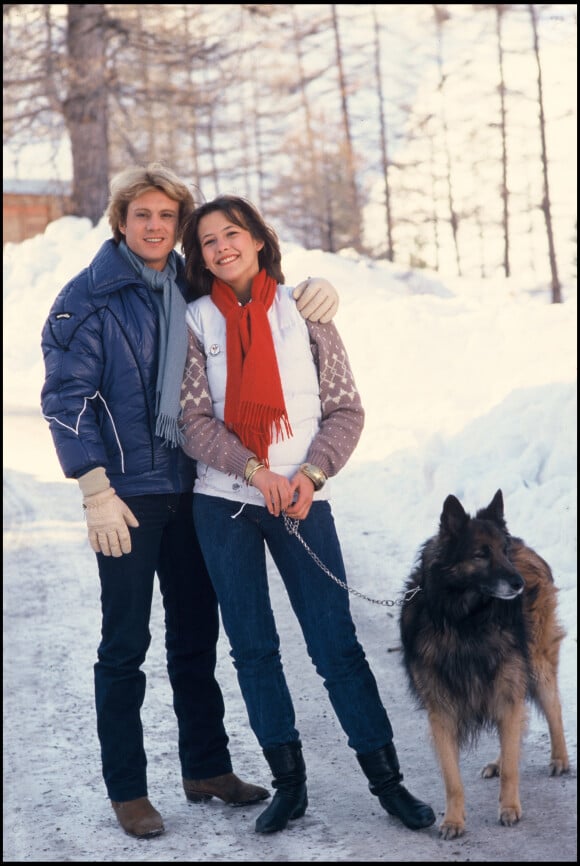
40, 239, 195, 497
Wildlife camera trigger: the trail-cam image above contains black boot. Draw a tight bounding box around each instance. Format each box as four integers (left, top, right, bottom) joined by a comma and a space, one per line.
357, 743, 436, 830
255, 741, 308, 834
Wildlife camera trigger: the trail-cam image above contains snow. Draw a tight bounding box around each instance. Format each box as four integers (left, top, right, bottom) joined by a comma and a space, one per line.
3, 216, 577, 862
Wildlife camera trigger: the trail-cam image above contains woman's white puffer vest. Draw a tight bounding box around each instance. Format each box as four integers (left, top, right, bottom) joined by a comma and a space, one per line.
186, 285, 330, 506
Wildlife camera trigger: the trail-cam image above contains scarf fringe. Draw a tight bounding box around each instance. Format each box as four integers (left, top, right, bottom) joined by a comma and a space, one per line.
232, 402, 293, 464
237, 403, 292, 439
155, 412, 184, 449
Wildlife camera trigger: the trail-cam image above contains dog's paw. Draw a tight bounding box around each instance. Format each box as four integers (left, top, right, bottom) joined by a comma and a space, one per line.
549, 757, 570, 776
481, 760, 500, 778
499, 803, 522, 826
439, 819, 465, 840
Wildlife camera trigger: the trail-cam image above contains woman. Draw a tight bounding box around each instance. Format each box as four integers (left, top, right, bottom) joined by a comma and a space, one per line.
179, 195, 435, 835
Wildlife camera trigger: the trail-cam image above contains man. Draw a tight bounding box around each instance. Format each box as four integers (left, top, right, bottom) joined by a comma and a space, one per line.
40, 163, 339, 839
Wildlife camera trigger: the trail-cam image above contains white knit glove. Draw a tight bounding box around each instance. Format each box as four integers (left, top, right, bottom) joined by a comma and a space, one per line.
78, 468, 139, 557
293, 278, 339, 323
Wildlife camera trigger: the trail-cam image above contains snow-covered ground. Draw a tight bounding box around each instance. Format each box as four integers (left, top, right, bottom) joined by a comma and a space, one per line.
3, 217, 577, 861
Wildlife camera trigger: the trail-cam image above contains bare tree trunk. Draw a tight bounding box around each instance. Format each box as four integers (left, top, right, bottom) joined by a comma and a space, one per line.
494, 5, 511, 277
290, 5, 325, 249
251, 67, 266, 209
426, 118, 441, 272
64, 4, 109, 224
330, 4, 362, 250
372, 5, 394, 261
182, 6, 201, 192
433, 5, 462, 276
529, 4, 562, 303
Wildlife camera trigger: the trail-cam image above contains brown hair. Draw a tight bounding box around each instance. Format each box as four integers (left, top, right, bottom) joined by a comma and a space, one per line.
106, 163, 194, 243
181, 195, 285, 299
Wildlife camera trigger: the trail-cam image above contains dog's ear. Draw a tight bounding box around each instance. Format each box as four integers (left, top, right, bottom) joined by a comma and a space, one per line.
440, 494, 468, 538
476, 489, 506, 527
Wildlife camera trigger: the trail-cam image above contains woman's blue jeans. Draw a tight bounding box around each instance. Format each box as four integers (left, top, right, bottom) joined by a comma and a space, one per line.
94, 492, 232, 802
193, 495, 393, 754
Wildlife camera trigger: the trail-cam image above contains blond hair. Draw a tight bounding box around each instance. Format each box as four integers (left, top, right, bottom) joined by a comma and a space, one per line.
106, 163, 194, 243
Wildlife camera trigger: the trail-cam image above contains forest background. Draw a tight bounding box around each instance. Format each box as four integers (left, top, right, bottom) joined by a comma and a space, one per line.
3, 4, 577, 301
3, 6, 577, 860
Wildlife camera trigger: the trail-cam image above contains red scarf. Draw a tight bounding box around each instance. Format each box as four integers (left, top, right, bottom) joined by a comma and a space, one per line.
211, 269, 292, 464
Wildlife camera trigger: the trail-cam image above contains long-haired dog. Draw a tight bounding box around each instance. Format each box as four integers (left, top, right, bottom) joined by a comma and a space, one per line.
399, 489, 569, 839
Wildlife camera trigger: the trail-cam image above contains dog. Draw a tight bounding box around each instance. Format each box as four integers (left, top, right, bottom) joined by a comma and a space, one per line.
399, 489, 569, 839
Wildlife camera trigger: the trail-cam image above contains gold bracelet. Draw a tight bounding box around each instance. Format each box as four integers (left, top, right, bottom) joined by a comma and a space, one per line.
299, 463, 327, 491
244, 456, 261, 481
246, 462, 265, 486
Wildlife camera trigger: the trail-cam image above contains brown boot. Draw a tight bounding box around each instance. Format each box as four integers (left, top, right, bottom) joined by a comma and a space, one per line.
111, 797, 165, 838
183, 772, 270, 807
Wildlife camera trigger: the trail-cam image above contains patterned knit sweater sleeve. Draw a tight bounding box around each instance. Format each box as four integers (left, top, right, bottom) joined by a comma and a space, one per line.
180, 318, 365, 481
180, 328, 253, 479
304, 320, 365, 479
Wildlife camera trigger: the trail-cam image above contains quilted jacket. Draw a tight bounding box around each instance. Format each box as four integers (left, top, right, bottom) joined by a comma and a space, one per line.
40, 239, 195, 497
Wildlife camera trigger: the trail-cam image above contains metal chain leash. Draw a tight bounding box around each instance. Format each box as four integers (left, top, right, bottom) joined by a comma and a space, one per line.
282, 513, 421, 608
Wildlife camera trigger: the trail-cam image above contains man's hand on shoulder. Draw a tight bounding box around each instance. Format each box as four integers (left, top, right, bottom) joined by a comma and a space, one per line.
293, 278, 339, 323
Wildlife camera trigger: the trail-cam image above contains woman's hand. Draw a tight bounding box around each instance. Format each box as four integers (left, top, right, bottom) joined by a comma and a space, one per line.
251, 468, 316, 519
284, 472, 315, 521
251, 468, 295, 517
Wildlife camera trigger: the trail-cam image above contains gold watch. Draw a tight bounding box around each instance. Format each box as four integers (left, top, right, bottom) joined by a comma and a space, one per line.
299, 463, 327, 491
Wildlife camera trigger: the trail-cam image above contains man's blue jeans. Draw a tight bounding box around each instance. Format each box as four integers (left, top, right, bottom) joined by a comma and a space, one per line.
193, 495, 394, 754
94, 492, 232, 802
